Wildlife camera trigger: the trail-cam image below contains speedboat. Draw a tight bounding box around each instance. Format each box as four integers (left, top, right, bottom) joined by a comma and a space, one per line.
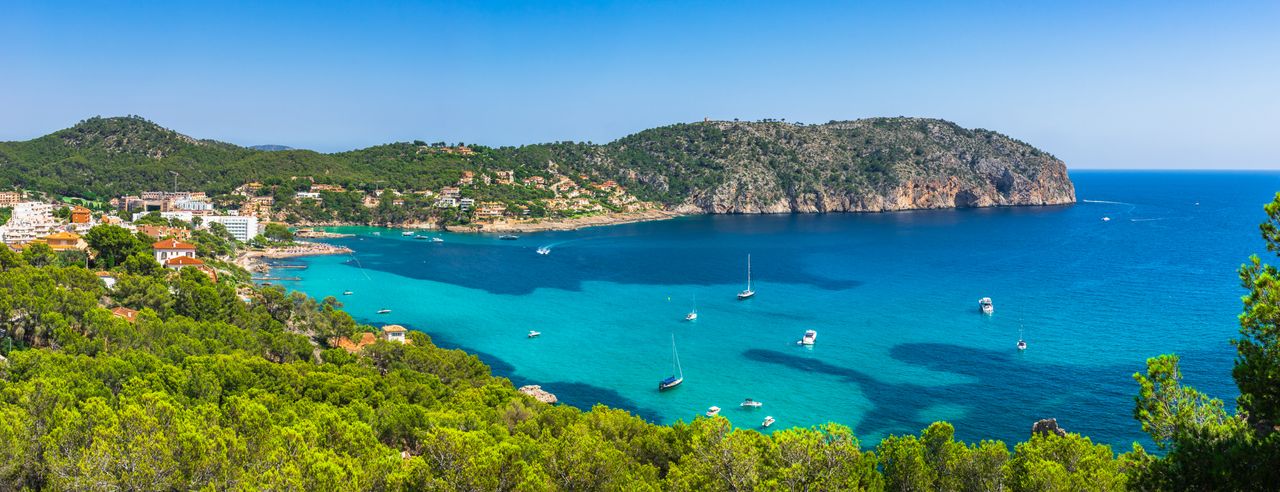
415, 235, 429, 240
978, 297, 994, 315
685, 310, 697, 321
705, 406, 721, 417
377, 308, 391, 314
499, 235, 519, 240
762, 416, 775, 428
528, 330, 541, 338
797, 329, 817, 346
343, 291, 354, 295
536, 247, 550, 255
1102, 216, 1111, 222
401, 231, 414, 236
740, 398, 763, 408
431, 237, 444, 243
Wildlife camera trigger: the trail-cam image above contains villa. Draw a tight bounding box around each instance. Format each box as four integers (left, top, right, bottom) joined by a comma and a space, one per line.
153, 238, 196, 263
382, 324, 409, 344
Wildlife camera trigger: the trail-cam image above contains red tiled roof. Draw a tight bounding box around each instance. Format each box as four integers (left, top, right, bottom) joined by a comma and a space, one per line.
111, 306, 139, 322
164, 256, 205, 266
153, 238, 196, 250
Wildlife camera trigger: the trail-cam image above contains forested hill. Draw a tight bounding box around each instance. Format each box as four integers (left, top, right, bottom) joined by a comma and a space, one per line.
0, 116, 1075, 211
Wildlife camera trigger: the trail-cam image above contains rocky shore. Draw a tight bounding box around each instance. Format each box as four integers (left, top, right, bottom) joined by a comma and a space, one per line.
236, 241, 352, 273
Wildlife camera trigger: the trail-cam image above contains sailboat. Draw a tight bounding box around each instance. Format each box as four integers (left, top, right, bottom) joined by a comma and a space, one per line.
737, 254, 755, 300
1017, 328, 1027, 351
658, 335, 684, 391
685, 295, 698, 321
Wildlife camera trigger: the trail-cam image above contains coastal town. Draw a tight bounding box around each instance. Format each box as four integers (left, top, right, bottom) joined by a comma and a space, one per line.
0, 164, 672, 282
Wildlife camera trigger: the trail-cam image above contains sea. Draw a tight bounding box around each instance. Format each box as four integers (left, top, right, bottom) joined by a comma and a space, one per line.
270, 171, 1280, 449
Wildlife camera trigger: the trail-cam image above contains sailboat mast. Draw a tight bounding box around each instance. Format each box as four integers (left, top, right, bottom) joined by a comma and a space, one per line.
671, 334, 683, 378
747, 254, 752, 290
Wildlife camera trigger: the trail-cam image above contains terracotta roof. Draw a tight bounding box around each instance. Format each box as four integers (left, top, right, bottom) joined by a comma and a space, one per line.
153, 238, 196, 250
111, 306, 139, 322
44, 231, 81, 240
95, 271, 114, 277
381, 324, 408, 333
164, 256, 205, 266
333, 332, 378, 353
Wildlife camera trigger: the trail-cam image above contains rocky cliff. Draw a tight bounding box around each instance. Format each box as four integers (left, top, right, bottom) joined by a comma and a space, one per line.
561, 118, 1075, 213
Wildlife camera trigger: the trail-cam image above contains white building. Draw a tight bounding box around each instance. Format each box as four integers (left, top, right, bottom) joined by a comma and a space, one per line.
0, 202, 61, 245
295, 192, 321, 201
172, 199, 214, 211
152, 238, 197, 263
131, 211, 195, 223
202, 215, 260, 242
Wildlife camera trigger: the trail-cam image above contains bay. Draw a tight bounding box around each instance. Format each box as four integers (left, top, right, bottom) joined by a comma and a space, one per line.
271, 171, 1278, 447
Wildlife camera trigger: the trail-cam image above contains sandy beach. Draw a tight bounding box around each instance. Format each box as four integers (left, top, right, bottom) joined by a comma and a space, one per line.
446, 210, 683, 233
236, 241, 352, 273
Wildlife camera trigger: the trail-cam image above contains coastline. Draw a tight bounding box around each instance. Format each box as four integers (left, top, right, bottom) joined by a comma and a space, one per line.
446, 209, 683, 233
236, 241, 353, 273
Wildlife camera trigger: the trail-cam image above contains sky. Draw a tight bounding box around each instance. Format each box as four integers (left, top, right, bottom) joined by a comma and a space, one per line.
1, 1, 1277, 168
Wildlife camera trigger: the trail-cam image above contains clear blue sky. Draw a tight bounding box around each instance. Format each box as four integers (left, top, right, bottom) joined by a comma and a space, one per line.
2, 1, 1277, 168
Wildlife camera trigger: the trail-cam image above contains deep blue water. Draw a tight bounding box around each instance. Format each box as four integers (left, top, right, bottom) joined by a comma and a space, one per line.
273, 171, 1280, 449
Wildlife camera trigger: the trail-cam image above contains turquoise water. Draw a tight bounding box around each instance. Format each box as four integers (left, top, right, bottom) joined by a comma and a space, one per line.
272, 171, 1279, 448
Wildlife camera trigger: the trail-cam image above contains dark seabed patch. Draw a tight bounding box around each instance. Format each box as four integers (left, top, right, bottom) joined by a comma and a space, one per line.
744, 343, 1151, 445
414, 326, 663, 422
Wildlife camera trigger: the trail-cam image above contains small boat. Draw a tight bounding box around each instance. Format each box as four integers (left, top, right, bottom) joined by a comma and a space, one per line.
741, 398, 763, 408
499, 235, 519, 240
978, 297, 994, 315
658, 335, 685, 391
372, 231, 381, 236
536, 247, 551, 255
343, 291, 354, 295
528, 330, 541, 338
1102, 216, 1111, 222
415, 235, 429, 240
401, 231, 414, 236
1017, 328, 1027, 351
797, 329, 817, 346
431, 237, 444, 243
377, 308, 391, 314
737, 254, 755, 300
705, 406, 721, 417
685, 295, 697, 321
762, 416, 775, 428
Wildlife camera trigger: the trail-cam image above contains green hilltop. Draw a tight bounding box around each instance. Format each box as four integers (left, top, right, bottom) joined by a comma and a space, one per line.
0, 116, 1075, 213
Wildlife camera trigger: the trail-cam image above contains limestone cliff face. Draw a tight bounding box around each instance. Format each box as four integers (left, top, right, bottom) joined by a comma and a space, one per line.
577, 118, 1075, 214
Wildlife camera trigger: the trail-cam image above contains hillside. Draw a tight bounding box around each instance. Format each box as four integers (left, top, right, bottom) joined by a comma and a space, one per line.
0, 116, 1075, 211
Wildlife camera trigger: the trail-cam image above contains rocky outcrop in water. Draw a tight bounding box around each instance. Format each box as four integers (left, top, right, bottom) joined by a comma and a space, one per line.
1031, 418, 1068, 437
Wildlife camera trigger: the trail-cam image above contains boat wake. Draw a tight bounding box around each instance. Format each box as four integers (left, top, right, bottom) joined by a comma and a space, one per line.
1081, 199, 1133, 205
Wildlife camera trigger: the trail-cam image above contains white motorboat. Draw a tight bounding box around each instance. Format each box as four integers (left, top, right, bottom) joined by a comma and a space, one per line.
685, 295, 697, 321
762, 416, 775, 428
401, 231, 414, 236
377, 308, 391, 314
797, 329, 817, 346
737, 254, 755, 300
536, 247, 551, 255
431, 237, 444, 243
1102, 216, 1111, 222
705, 406, 721, 417
979, 297, 994, 315
740, 398, 763, 408
343, 291, 354, 295
528, 330, 541, 338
